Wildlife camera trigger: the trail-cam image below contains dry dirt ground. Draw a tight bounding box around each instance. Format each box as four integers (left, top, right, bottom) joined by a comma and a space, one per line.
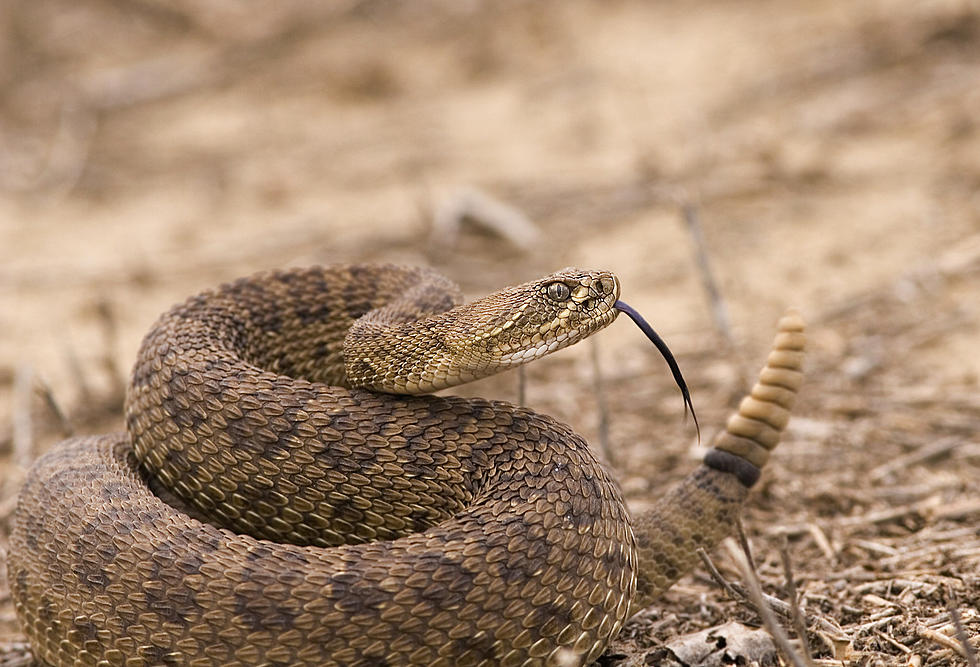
1, 1, 979, 665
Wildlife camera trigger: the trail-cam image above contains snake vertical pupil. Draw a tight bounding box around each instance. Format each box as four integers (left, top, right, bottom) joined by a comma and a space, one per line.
547, 282, 571, 301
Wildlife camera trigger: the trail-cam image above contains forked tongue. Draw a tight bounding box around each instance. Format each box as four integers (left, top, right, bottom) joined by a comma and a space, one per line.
614, 300, 700, 441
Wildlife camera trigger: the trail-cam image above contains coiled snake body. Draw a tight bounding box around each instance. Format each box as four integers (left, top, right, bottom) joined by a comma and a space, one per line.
8, 265, 805, 666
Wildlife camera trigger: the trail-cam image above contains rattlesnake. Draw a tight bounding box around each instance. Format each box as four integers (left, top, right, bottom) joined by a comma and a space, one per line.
7, 265, 805, 666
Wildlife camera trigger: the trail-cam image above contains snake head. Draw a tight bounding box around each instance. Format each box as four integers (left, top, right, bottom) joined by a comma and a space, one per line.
469, 267, 622, 368
344, 267, 622, 394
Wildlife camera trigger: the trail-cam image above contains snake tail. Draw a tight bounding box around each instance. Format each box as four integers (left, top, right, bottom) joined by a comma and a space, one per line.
631, 310, 805, 609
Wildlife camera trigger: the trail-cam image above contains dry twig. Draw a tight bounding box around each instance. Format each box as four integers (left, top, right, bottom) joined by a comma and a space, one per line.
947, 594, 979, 667
697, 548, 845, 640
724, 538, 814, 667
917, 624, 971, 658
431, 187, 541, 252
869, 437, 965, 482
95, 298, 126, 402
781, 543, 813, 663
874, 629, 912, 654
679, 201, 735, 352
35, 374, 73, 438
64, 344, 95, 406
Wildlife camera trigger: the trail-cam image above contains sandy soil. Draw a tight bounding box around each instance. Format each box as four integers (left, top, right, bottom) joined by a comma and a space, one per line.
1, 1, 978, 664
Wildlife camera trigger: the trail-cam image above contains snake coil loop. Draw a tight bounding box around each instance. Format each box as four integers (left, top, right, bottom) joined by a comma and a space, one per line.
8, 266, 804, 667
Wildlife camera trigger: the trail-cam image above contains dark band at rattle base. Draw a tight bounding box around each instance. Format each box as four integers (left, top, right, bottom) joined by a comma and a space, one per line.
704, 448, 761, 488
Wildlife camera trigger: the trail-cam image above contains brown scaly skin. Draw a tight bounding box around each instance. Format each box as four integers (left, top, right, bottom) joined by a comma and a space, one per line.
7, 265, 804, 666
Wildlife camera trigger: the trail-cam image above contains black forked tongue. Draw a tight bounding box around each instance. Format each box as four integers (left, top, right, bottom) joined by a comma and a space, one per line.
614, 300, 700, 441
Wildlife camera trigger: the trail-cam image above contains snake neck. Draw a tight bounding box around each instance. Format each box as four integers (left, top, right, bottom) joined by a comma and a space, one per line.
343, 269, 621, 394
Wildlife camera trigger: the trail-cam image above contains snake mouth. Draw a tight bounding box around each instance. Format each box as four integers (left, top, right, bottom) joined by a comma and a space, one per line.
614, 300, 700, 440
497, 306, 619, 366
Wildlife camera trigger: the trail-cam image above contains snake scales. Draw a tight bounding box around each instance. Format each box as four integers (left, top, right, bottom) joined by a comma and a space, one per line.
7, 265, 805, 667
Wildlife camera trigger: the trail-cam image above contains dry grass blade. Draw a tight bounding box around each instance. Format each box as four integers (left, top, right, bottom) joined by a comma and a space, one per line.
95, 298, 126, 402
698, 547, 848, 643
34, 375, 73, 438
780, 542, 813, 663
698, 547, 766, 609
807, 523, 837, 561
63, 344, 94, 406
873, 629, 912, 654
947, 595, 979, 667
679, 201, 736, 353
734, 517, 757, 574
768, 496, 948, 537
917, 624, 971, 658
869, 437, 964, 482
723, 538, 814, 667
431, 187, 542, 252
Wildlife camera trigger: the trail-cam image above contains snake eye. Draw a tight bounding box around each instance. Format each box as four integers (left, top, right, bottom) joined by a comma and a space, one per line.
546, 282, 571, 302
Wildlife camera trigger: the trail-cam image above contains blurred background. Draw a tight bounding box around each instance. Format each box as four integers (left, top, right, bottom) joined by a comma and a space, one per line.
1, 0, 978, 663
